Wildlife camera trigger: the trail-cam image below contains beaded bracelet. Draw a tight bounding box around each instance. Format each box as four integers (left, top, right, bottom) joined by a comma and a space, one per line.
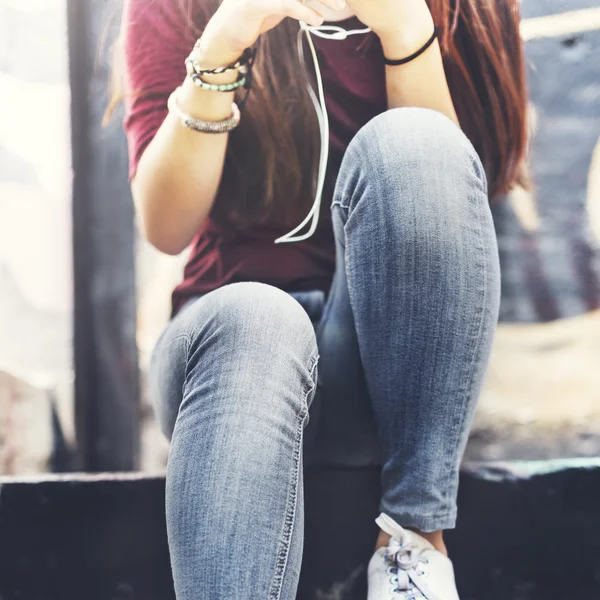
190, 70, 247, 92
185, 44, 256, 110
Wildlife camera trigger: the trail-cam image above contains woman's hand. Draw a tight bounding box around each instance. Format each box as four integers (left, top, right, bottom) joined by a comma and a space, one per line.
196, 0, 345, 68
344, 0, 435, 54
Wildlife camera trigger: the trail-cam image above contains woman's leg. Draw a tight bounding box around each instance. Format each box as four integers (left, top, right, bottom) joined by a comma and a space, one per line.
330, 107, 501, 535
149, 281, 319, 600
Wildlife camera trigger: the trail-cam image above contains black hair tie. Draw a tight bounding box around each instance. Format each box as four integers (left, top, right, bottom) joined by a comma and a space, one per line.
383, 26, 438, 66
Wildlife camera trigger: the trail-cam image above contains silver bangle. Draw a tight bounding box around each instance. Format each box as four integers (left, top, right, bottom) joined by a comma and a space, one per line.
168, 86, 241, 134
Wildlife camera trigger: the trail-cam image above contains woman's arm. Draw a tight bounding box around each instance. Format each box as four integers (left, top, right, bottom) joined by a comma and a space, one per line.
123, 0, 333, 255
344, 0, 459, 125
379, 10, 459, 125
131, 65, 240, 255
122, 0, 244, 255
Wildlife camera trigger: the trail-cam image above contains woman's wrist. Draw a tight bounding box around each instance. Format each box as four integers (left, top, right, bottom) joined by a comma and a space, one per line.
177, 76, 237, 123
176, 38, 247, 121
192, 30, 249, 71
376, 10, 435, 58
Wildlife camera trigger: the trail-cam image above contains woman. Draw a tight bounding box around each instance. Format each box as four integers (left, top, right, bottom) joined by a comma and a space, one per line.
118, 0, 528, 594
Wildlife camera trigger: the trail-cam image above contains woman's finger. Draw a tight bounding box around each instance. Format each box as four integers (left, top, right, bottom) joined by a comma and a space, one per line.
303, 0, 347, 16
276, 0, 325, 25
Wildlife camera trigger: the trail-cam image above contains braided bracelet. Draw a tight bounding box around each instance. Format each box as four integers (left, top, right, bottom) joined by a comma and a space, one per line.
185, 44, 256, 110
186, 46, 256, 76
168, 87, 241, 133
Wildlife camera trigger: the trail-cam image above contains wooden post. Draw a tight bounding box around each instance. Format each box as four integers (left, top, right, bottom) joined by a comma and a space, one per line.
67, 0, 140, 471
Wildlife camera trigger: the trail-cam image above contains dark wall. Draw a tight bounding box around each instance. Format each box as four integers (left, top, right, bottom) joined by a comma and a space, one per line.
1, 463, 600, 600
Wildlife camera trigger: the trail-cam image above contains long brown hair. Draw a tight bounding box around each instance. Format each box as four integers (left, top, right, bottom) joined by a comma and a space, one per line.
109, 0, 529, 231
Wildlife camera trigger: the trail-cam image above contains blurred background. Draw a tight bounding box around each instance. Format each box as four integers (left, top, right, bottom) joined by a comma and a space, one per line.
0, 0, 599, 475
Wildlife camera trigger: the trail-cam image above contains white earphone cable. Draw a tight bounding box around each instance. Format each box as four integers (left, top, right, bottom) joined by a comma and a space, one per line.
273, 18, 371, 244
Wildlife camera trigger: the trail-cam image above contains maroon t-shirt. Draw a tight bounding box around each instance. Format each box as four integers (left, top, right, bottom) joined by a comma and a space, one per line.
123, 0, 387, 314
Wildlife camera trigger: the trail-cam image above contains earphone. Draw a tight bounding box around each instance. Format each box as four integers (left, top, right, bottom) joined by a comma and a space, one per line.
273, 13, 372, 244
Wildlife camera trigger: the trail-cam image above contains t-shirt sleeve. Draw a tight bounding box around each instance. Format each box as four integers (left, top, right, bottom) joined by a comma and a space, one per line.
121, 0, 197, 181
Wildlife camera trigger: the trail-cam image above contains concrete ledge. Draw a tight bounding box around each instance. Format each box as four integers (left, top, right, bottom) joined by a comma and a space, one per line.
1, 460, 600, 599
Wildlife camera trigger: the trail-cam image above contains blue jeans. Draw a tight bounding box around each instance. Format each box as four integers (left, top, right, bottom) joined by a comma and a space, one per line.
149, 107, 501, 599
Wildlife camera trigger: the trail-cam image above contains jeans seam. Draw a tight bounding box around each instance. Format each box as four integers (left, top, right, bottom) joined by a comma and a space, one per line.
269, 354, 318, 600
303, 352, 320, 399
441, 195, 491, 508
181, 333, 193, 391
377, 506, 459, 534
380, 508, 457, 522
315, 204, 348, 343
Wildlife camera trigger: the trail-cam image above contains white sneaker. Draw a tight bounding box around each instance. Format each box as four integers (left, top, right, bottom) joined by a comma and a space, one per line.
367, 514, 460, 600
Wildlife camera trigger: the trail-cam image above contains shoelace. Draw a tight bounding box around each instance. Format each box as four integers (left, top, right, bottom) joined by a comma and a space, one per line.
385, 535, 430, 600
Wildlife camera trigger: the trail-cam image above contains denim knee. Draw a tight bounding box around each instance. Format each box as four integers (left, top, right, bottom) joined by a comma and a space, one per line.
353, 107, 486, 182
150, 282, 320, 437
333, 107, 491, 249
185, 281, 319, 363
336, 107, 488, 213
